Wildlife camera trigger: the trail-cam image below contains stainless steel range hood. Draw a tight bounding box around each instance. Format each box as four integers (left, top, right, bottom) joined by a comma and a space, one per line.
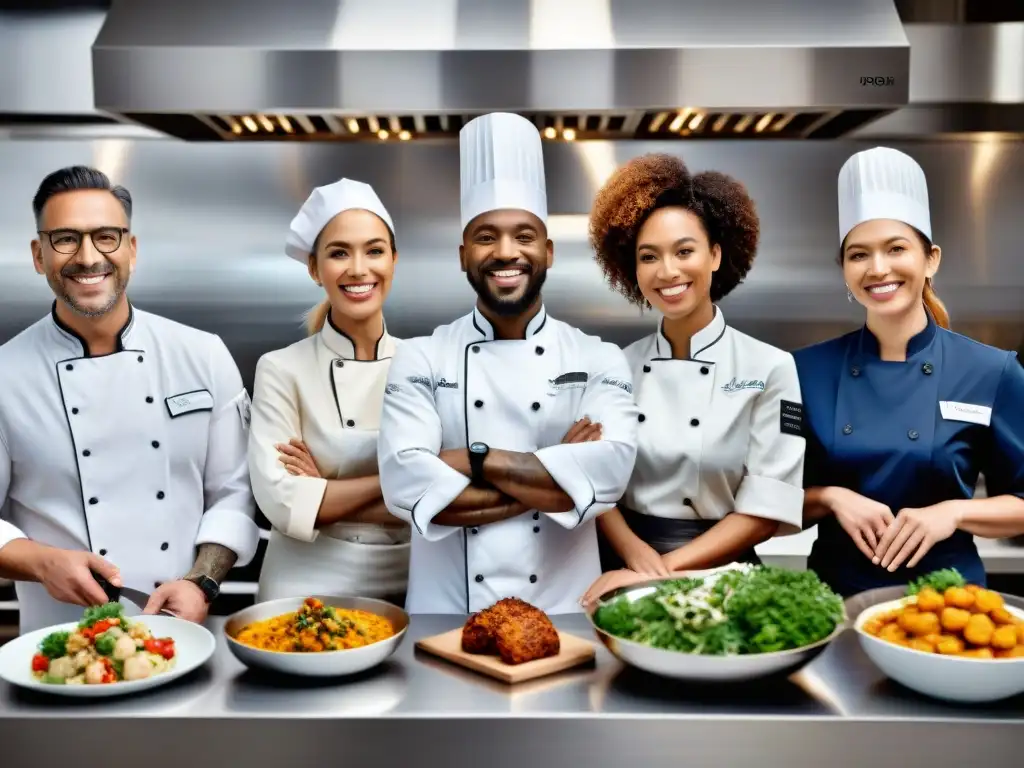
90, 0, 911, 142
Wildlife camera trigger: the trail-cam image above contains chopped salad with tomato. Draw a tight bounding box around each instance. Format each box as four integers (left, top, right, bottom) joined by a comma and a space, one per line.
31, 603, 177, 685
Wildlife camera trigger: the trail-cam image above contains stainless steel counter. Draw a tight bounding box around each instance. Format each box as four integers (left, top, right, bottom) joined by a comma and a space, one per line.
1, 614, 1022, 768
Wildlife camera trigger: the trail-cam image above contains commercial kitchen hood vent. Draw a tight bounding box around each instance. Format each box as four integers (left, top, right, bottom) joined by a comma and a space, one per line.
118, 108, 895, 143
93, 0, 911, 142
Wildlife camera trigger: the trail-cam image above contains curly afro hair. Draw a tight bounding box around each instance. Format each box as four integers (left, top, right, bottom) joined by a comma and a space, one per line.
588, 153, 760, 306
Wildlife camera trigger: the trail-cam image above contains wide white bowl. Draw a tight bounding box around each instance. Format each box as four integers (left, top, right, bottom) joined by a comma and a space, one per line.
0, 614, 215, 697
854, 593, 1024, 703
587, 573, 846, 682
223, 595, 409, 677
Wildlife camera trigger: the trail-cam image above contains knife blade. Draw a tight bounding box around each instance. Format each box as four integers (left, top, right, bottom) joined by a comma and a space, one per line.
91, 570, 176, 617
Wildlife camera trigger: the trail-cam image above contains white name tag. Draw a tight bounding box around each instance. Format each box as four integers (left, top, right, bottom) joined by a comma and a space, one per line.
939, 400, 992, 426
165, 389, 214, 418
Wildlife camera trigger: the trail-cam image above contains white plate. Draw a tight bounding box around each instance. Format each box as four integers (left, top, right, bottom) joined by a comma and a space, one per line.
854, 595, 1024, 703
0, 614, 215, 697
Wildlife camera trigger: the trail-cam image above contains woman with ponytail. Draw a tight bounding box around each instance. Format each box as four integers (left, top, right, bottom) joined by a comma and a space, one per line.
795, 147, 1024, 596
247, 178, 409, 603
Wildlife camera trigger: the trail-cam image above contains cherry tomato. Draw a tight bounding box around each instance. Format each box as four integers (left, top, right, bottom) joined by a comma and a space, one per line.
32, 654, 49, 673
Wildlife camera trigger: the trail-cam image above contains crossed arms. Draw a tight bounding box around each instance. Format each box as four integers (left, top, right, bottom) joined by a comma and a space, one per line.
376, 340, 640, 541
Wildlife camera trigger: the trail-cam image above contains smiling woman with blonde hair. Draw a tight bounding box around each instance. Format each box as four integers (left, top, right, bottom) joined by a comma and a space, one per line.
582, 153, 806, 604
247, 178, 409, 603
795, 147, 1024, 597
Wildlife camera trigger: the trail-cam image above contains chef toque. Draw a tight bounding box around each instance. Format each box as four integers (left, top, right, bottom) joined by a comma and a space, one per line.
459, 112, 548, 232
285, 178, 395, 262
837, 146, 931, 245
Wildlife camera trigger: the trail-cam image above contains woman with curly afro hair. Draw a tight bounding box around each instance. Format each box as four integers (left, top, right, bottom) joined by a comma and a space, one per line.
582, 153, 807, 604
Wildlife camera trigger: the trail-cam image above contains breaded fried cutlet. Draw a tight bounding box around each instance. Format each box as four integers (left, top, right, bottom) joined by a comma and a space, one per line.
494, 611, 560, 665
460, 597, 560, 663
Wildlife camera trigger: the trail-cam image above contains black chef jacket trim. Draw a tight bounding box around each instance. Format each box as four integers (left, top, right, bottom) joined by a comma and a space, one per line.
653, 315, 726, 362
325, 315, 392, 429
326, 311, 390, 360
408, 498, 425, 537
53, 359, 91, 551
51, 300, 135, 358
55, 337, 149, 554
462, 336, 497, 612
471, 306, 548, 340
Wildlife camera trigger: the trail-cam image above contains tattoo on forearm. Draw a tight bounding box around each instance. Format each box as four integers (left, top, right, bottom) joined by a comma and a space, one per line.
435, 503, 529, 528
186, 543, 237, 583
496, 452, 561, 492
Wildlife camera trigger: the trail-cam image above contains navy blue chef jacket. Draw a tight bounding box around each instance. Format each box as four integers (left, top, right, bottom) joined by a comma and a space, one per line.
793, 314, 1024, 596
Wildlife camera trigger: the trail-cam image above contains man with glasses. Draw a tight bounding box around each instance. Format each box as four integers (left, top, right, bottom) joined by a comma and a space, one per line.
0, 166, 260, 633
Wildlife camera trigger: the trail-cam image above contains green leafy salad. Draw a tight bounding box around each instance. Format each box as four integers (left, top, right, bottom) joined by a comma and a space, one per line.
905, 568, 965, 596
592, 565, 846, 655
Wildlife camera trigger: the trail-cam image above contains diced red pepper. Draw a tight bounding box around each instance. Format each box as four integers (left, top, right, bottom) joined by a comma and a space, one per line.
144, 637, 175, 660
31, 654, 49, 673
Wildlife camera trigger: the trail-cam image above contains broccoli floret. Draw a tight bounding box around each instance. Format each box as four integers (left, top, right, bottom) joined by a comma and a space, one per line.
94, 632, 117, 656
78, 602, 126, 629
906, 568, 965, 595
39, 631, 70, 659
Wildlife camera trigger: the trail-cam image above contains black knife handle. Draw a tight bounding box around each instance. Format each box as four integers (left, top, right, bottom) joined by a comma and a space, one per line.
91, 570, 121, 603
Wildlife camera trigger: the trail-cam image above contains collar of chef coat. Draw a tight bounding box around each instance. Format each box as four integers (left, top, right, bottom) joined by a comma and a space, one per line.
653, 305, 727, 360
320, 311, 396, 359
854, 310, 937, 362
48, 300, 139, 358
470, 304, 549, 341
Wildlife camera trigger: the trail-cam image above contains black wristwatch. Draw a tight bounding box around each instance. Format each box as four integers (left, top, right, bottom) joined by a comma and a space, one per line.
468, 442, 489, 485
185, 574, 220, 604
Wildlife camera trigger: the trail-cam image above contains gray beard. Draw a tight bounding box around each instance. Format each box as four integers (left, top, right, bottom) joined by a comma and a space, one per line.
51, 273, 128, 318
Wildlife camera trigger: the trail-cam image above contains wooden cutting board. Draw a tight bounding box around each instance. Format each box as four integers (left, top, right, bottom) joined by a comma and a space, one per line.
415, 627, 596, 684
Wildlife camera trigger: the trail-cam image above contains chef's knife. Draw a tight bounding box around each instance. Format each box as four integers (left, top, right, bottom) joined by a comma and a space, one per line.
91, 570, 176, 617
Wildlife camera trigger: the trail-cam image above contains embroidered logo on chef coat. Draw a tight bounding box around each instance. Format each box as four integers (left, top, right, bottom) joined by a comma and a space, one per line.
722, 377, 765, 393
407, 375, 432, 390
165, 389, 214, 418
385, 382, 401, 395
779, 399, 805, 437
548, 371, 588, 394
435, 377, 459, 390
601, 377, 633, 394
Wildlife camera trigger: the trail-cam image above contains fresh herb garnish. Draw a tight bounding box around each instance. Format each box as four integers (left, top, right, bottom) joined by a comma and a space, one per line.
593, 566, 844, 655
905, 568, 965, 596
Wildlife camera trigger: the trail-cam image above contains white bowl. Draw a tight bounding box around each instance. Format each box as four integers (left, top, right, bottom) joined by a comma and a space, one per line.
223, 595, 409, 677
0, 614, 215, 697
854, 594, 1024, 703
587, 571, 847, 682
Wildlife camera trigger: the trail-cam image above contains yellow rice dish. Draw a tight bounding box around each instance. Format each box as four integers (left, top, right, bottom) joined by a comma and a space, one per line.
233, 597, 396, 653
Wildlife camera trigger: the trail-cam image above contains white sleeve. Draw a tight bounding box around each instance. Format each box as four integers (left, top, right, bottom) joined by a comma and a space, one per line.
247, 354, 328, 543
0, 423, 27, 552
733, 353, 806, 535
534, 342, 639, 529
377, 340, 470, 542
194, 336, 261, 566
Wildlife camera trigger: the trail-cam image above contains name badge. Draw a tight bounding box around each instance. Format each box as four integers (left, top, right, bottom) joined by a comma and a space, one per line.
165, 389, 214, 418
939, 401, 991, 426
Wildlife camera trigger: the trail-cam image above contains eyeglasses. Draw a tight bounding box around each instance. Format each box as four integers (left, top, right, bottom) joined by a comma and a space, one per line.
37, 227, 130, 256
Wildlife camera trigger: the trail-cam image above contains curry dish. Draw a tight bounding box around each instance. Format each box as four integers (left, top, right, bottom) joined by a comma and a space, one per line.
462, 597, 560, 665
864, 585, 1024, 659
234, 597, 396, 653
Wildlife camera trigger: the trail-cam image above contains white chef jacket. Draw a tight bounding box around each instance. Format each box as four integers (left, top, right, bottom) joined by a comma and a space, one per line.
248, 317, 410, 602
0, 304, 260, 633
621, 307, 805, 534
377, 305, 639, 615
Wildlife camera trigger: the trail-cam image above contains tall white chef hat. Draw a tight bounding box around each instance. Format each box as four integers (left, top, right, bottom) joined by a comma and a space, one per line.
285, 178, 395, 262
837, 146, 931, 245
459, 112, 548, 232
